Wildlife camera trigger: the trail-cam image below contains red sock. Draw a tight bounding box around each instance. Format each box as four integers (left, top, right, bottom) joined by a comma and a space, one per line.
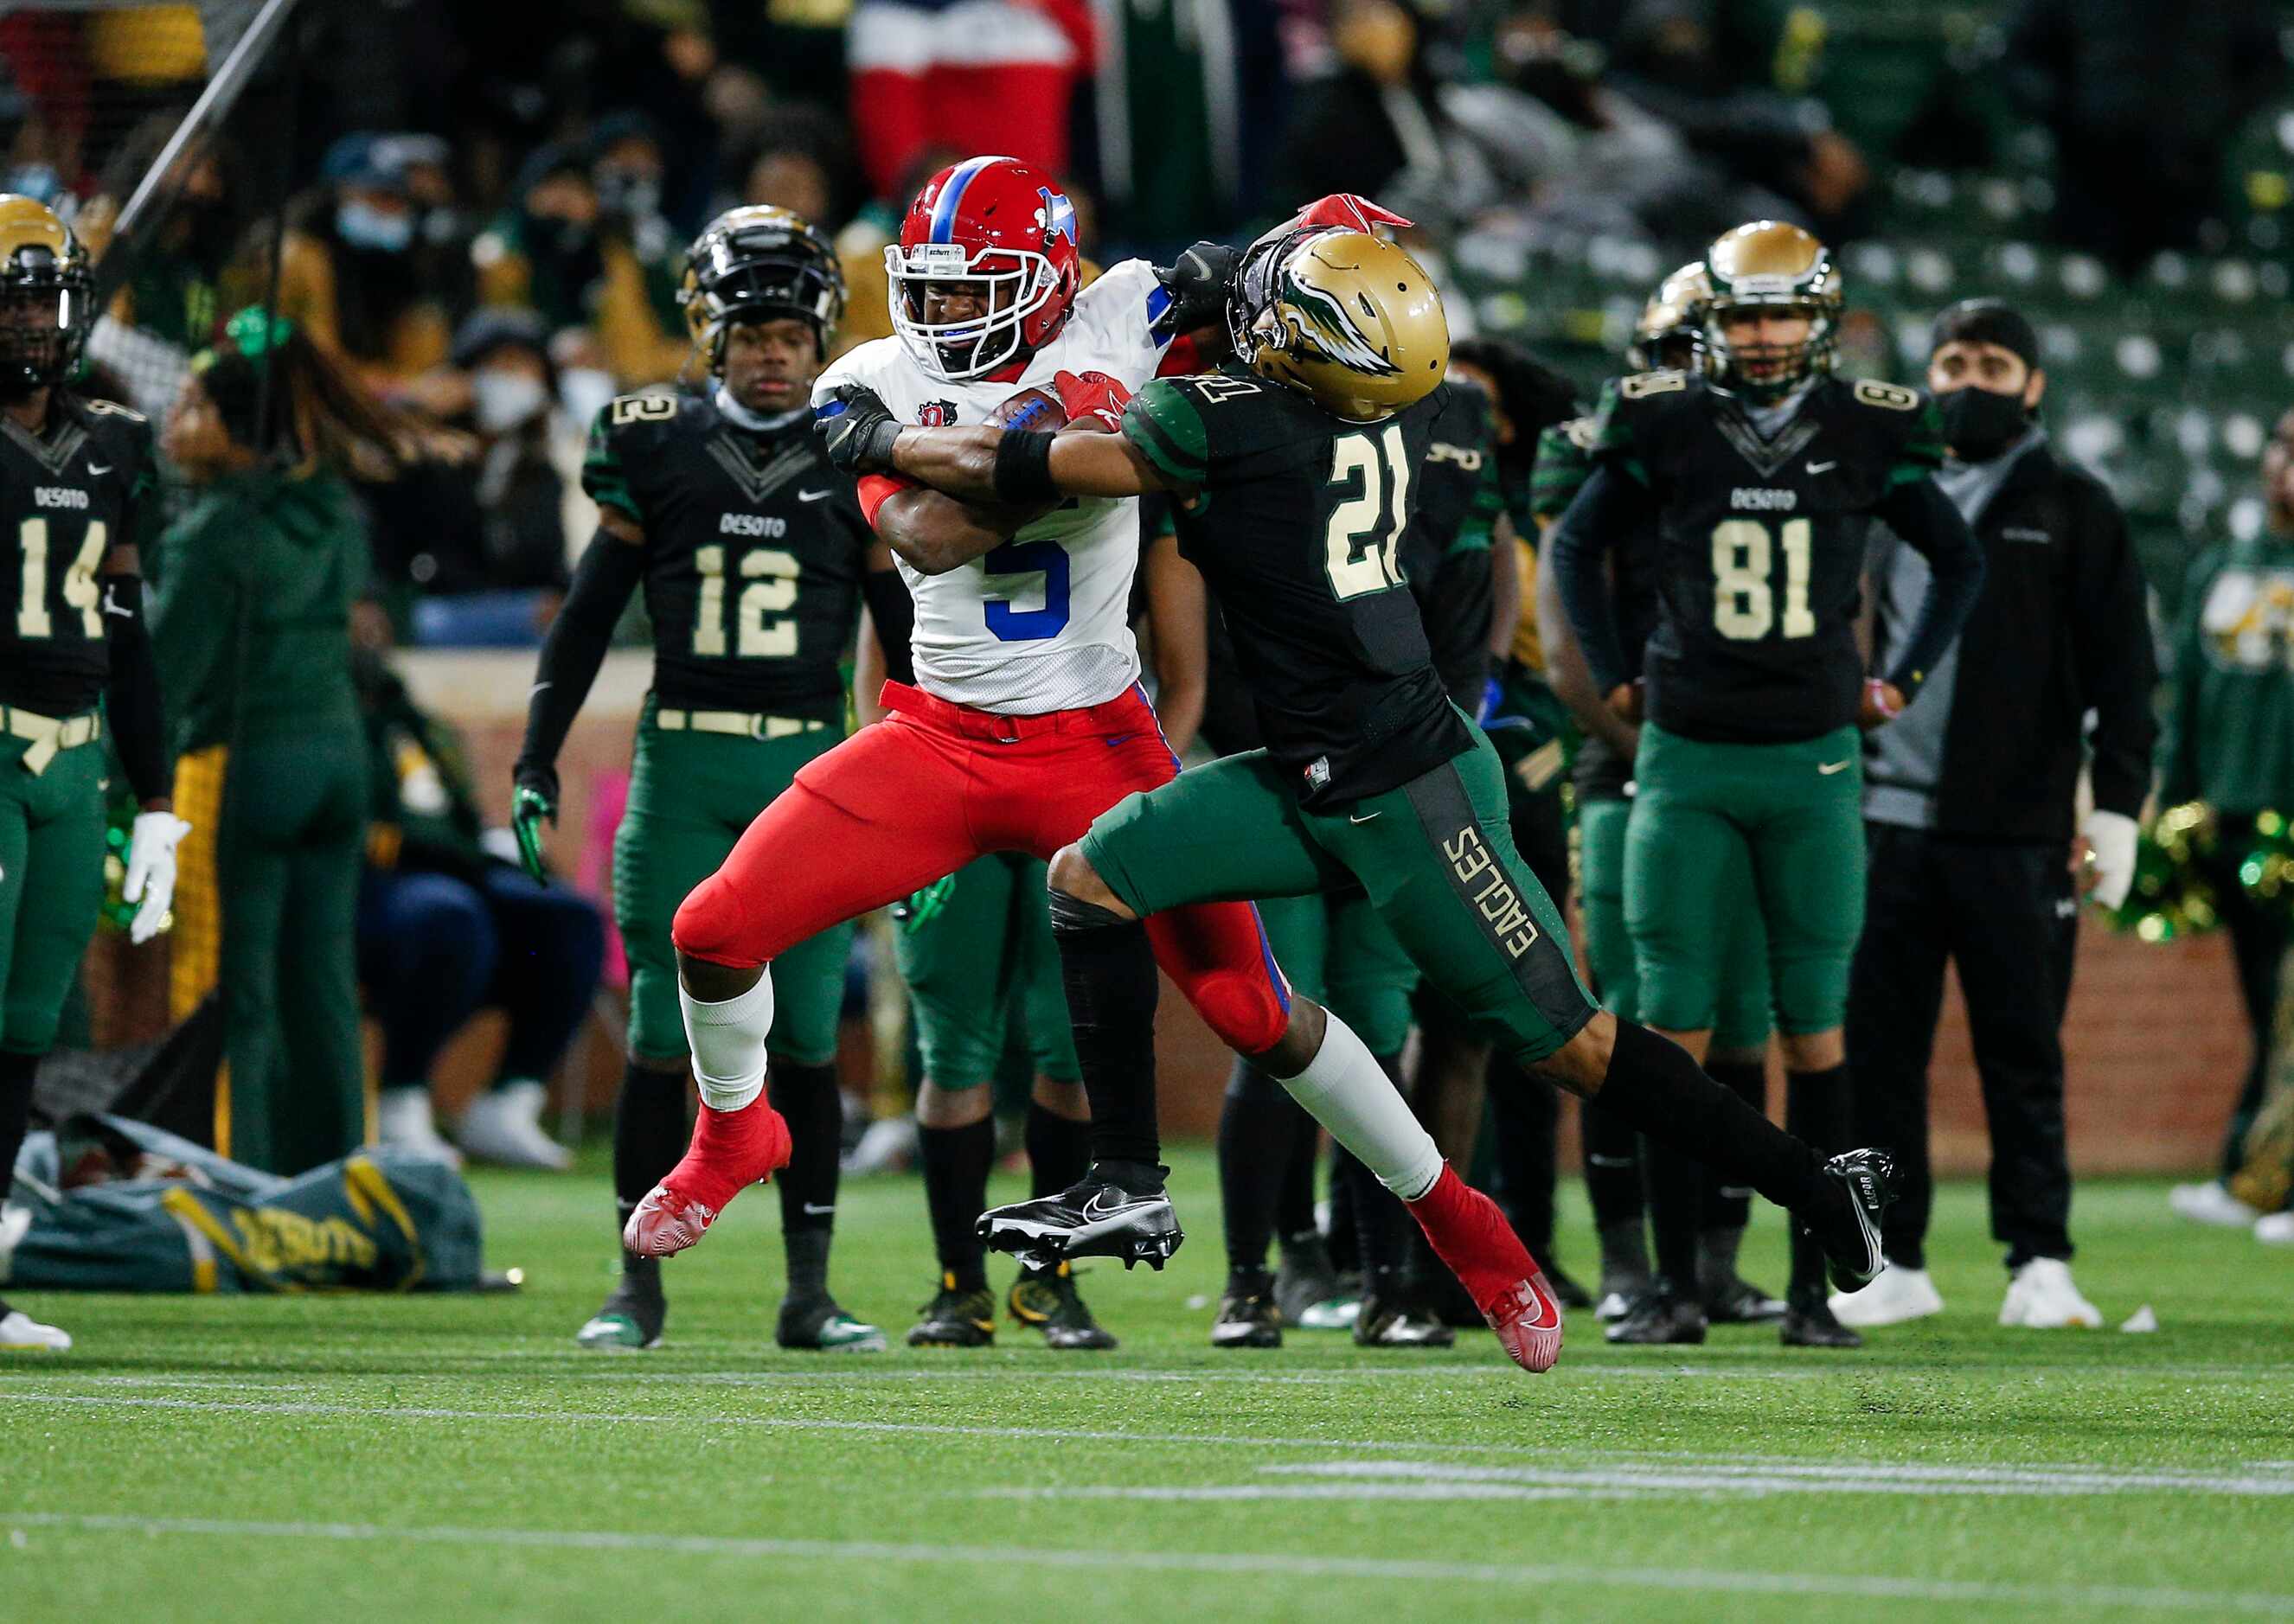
1406, 1164, 1541, 1314
663, 1099, 792, 1215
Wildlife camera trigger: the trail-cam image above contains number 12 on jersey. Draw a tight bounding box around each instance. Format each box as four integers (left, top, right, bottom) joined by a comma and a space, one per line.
1710, 516, 1815, 641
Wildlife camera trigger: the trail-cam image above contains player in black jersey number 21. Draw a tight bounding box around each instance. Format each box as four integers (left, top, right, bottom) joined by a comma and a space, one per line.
819, 212, 1898, 1373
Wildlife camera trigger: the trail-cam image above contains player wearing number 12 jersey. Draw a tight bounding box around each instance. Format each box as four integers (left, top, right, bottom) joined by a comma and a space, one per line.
622, 157, 1292, 1272
514, 206, 900, 1352
836, 212, 1907, 1374
1550, 221, 1985, 1344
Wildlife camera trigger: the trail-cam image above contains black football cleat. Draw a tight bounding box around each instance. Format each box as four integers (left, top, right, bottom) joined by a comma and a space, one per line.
1008, 1261, 1118, 1350
1780, 1291, 1863, 1349
1272, 1231, 1343, 1327
1212, 1269, 1284, 1349
574, 1257, 665, 1352
775, 1293, 887, 1352
977, 1170, 1182, 1270
1803, 1148, 1897, 1293
906, 1275, 996, 1348
1702, 1272, 1789, 1325
1604, 1282, 1708, 1346
1354, 1289, 1458, 1349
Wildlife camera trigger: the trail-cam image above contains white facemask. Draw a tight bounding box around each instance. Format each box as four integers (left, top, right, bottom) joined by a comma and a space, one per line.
558, 367, 616, 430
472, 369, 548, 434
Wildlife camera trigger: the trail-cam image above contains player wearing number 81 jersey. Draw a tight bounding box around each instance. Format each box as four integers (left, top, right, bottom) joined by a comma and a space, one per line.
624, 157, 1292, 1275
1550, 220, 1985, 1343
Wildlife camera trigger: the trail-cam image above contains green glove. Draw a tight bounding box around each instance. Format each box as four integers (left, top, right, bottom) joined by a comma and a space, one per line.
510, 775, 557, 882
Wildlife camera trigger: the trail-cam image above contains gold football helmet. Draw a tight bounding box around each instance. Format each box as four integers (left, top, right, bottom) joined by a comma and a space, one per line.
0, 194, 93, 393
1700, 221, 1842, 399
679, 204, 845, 371
1627, 261, 1710, 374
1229, 227, 1449, 423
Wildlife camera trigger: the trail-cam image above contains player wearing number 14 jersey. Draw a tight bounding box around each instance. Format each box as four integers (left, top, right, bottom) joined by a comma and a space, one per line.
622, 157, 1293, 1273
1550, 221, 1986, 1342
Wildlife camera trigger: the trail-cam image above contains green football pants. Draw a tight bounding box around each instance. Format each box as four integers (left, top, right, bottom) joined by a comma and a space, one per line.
0, 731, 106, 1055
1255, 890, 1418, 1058
615, 710, 854, 1066
1580, 791, 1772, 1051
1086, 733, 1595, 1067
1624, 722, 1863, 1038
892, 851, 1079, 1086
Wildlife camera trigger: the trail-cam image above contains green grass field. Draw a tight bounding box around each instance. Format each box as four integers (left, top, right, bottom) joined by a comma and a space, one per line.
3, 1149, 2291, 1621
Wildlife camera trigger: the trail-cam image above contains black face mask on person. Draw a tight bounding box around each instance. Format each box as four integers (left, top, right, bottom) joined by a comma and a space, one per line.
1938, 384, 2030, 463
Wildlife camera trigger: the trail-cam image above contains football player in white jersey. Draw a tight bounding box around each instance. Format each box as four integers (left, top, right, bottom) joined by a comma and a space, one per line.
624, 156, 1291, 1272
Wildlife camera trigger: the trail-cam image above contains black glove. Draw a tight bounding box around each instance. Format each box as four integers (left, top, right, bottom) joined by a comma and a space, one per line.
814, 383, 905, 473
1152, 241, 1240, 337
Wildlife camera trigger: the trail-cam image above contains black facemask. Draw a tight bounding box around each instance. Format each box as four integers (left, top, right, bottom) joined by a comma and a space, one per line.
1938, 384, 2030, 463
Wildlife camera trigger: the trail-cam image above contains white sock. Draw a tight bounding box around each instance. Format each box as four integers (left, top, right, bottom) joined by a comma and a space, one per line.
679, 971, 775, 1112
1278, 1009, 1443, 1201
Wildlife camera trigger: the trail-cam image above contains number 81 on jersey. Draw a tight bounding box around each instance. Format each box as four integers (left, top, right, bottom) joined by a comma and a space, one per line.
1710, 516, 1814, 641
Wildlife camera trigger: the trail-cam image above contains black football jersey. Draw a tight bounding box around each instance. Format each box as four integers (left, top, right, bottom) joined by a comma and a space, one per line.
1536, 409, 1659, 799
1589, 370, 1944, 743
583, 390, 872, 720
1125, 364, 1473, 808
0, 395, 157, 718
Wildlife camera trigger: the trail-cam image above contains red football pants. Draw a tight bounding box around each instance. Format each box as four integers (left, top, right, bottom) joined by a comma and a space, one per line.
673, 681, 1292, 1056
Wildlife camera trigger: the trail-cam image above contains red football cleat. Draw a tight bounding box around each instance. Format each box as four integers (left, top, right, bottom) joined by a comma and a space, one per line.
621, 1099, 793, 1259
1405, 1164, 1565, 1374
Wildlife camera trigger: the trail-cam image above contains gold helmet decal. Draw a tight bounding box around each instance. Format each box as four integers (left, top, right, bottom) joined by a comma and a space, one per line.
1236, 229, 1448, 422
679, 204, 845, 372
0, 193, 93, 393
1700, 221, 1842, 400
1629, 261, 1710, 373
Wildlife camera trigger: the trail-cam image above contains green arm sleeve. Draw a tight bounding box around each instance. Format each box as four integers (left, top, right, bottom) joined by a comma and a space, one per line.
580, 405, 644, 524
1884, 395, 1950, 489
1528, 420, 1594, 522
1121, 378, 1212, 488
1586, 380, 1650, 487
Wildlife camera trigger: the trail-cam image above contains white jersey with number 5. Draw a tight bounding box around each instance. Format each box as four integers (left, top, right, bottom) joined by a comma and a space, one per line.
817, 259, 1176, 714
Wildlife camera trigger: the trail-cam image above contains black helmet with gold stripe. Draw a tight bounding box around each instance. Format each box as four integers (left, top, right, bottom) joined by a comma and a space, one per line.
0, 194, 93, 394
1700, 221, 1842, 400
680, 205, 844, 374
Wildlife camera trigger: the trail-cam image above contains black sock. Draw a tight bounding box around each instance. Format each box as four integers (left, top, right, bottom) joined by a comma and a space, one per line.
1324, 1135, 1360, 1276
1275, 1097, 1321, 1244
768, 1059, 842, 1298
1485, 1056, 1557, 1261
1049, 898, 1162, 1167
1217, 1059, 1298, 1273
1597, 1020, 1823, 1215
1580, 1097, 1647, 1279
1701, 1056, 1765, 1232
1025, 1098, 1092, 1199
1786, 1064, 1850, 1298
1335, 1147, 1413, 1283
0, 1050, 38, 1208
918, 1116, 996, 1292
1641, 1133, 1702, 1295
613, 1058, 689, 1252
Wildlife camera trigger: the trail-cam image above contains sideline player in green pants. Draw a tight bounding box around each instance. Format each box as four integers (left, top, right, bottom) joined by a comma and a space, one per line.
1550, 221, 1986, 1346
513, 207, 907, 1352
1531, 267, 1785, 1341
0, 196, 182, 1353
823, 212, 1900, 1374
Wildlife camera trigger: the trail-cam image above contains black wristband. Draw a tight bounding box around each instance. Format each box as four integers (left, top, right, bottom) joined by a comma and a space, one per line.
993, 430, 1060, 505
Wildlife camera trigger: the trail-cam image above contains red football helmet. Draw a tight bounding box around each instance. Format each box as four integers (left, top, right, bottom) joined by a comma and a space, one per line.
887, 155, 1083, 382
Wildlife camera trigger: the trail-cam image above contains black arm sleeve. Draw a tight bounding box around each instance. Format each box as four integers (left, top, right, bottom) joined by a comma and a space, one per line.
1414, 547, 1494, 713
2067, 479, 2159, 819
862, 566, 916, 687
99, 572, 169, 802
1871, 476, 1988, 696
1547, 464, 1651, 694
515, 527, 644, 791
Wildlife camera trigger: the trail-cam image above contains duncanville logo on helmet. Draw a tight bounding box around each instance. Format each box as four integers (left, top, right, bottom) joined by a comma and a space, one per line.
886, 155, 1084, 384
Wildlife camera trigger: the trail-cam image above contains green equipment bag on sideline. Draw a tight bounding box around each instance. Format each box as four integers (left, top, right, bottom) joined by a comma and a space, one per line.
1, 1114, 484, 1293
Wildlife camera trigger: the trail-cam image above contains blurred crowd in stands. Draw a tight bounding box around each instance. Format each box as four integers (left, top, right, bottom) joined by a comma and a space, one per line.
3, 0, 2284, 644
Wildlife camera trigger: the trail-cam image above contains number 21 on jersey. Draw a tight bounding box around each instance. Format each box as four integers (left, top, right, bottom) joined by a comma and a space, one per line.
1710, 516, 1814, 640
1324, 423, 1413, 599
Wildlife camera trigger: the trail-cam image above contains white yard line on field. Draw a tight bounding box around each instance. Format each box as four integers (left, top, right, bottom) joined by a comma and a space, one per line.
3, 1510, 2291, 1616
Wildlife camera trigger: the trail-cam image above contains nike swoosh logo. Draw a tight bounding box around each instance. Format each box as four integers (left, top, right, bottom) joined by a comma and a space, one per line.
1082, 1190, 1147, 1221
100, 588, 131, 618
1818, 759, 1852, 774
1349, 810, 1381, 824
801, 1202, 836, 1217
1805, 459, 1836, 476
798, 488, 833, 502
87, 462, 112, 476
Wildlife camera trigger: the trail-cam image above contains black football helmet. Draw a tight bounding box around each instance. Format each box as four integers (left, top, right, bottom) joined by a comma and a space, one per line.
0, 194, 93, 395
680, 205, 844, 372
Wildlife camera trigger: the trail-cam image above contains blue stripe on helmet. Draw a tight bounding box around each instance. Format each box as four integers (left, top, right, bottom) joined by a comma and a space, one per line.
928, 156, 998, 246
